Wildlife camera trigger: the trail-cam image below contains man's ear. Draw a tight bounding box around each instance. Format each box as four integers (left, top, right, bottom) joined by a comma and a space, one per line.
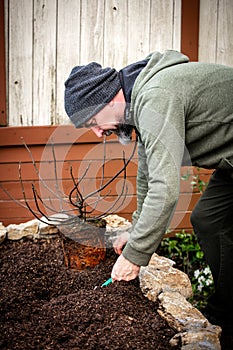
109, 89, 124, 107
108, 99, 115, 107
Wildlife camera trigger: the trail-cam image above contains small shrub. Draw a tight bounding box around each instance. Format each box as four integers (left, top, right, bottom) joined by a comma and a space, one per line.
157, 231, 214, 310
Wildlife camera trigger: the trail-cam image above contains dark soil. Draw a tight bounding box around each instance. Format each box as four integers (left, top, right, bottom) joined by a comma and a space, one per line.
0, 236, 180, 350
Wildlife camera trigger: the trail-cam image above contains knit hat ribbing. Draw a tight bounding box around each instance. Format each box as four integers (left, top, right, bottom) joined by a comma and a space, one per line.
64, 63, 121, 127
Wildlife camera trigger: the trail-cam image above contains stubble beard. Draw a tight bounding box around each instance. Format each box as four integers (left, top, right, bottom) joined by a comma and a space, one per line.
104, 124, 134, 145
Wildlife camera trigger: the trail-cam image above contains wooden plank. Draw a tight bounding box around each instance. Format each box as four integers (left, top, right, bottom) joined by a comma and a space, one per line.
0, 190, 136, 224
0, 0, 7, 125
79, 0, 104, 64
0, 203, 38, 225
0, 177, 137, 199
0, 175, 137, 223
3, 0, 8, 121
176, 192, 200, 211
199, 0, 233, 66
0, 141, 137, 163
56, 0, 81, 124
150, 0, 176, 52
0, 177, 202, 205
0, 157, 211, 187
170, 211, 192, 230
0, 194, 137, 223
8, 0, 33, 126
181, 166, 213, 176
173, 0, 182, 51
199, 0, 218, 63
0, 125, 112, 146
216, 0, 233, 66
33, 0, 57, 125
181, 0, 200, 61
0, 159, 138, 182
0, 193, 137, 216
127, 0, 150, 63
0, 199, 194, 230
104, 0, 128, 69
0, 178, 201, 206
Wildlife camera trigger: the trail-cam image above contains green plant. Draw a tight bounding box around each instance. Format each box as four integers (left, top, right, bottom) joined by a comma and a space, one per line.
157, 231, 214, 310
191, 266, 214, 309
181, 167, 207, 193
190, 173, 207, 193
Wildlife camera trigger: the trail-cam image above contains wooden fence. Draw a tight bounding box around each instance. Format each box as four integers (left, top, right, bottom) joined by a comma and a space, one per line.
2, 0, 233, 127
4, 0, 182, 127
0, 126, 213, 230
0, 0, 232, 229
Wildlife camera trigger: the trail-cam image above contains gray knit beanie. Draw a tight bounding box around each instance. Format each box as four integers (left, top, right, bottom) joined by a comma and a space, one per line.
64, 63, 121, 127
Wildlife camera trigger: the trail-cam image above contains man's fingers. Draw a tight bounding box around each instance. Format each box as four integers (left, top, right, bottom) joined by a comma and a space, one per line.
113, 231, 130, 255
111, 255, 140, 282
114, 246, 122, 255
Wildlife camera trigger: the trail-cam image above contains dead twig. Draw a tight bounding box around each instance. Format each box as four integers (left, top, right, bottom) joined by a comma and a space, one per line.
1, 136, 137, 226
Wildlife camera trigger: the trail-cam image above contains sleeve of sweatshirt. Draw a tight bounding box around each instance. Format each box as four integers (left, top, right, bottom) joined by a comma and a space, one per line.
131, 141, 149, 225
122, 87, 186, 266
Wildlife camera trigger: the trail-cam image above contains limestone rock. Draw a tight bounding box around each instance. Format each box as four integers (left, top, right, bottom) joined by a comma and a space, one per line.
170, 328, 222, 349
38, 221, 59, 235
139, 253, 193, 301
0, 222, 7, 243
147, 253, 175, 268
105, 214, 132, 232
158, 291, 211, 332
7, 219, 39, 240
158, 291, 222, 349
104, 214, 132, 247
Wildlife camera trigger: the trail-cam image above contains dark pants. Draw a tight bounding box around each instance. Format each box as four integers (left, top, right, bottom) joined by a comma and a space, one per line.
190, 169, 233, 332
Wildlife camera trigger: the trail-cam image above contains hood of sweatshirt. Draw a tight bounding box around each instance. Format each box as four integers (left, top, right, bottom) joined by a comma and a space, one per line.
118, 59, 149, 103
131, 50, 189, 104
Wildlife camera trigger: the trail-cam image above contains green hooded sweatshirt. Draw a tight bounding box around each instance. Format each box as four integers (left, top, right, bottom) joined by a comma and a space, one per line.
122, 50, 233, 266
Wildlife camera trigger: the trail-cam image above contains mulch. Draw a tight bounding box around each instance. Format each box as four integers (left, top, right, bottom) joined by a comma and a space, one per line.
0, 236, 180, 350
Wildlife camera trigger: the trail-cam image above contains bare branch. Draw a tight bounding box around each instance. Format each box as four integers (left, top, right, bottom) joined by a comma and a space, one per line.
50, 141, 69, 212
21, 137, 68, 205
2, 136, 137, 227
0, 183, 28, 210
83, 140, 137, 202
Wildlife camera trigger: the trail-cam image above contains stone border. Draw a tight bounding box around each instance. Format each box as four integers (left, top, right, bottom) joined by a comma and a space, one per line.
139, 254, 221, 349
0, 215, 221, 349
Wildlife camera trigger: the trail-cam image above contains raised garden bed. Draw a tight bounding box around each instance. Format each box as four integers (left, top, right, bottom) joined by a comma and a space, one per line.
0, 236, 179, 350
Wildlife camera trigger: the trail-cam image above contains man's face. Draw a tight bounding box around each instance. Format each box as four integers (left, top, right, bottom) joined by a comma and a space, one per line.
85, 103, 134, 145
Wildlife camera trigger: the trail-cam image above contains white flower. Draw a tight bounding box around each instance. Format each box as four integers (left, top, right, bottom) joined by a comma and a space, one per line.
206, 279, 212, 286
198, 276, 205, 283
203, 267, 211, 275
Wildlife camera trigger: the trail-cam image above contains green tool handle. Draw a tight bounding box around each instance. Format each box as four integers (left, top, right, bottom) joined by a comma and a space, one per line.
101, 277, 113, 287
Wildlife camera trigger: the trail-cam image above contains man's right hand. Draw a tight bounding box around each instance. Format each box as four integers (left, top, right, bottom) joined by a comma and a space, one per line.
113, 231, 130, 255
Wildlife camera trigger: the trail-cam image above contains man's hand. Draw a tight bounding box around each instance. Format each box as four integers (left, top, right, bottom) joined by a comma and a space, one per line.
111, 254, 140, 282
113, 231, 130, 255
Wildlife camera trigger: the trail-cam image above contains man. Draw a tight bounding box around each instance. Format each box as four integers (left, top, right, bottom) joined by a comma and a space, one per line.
64, 50, 233, 346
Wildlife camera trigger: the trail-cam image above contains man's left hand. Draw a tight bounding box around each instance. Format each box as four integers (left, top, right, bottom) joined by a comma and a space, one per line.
111, 254, 140, 282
